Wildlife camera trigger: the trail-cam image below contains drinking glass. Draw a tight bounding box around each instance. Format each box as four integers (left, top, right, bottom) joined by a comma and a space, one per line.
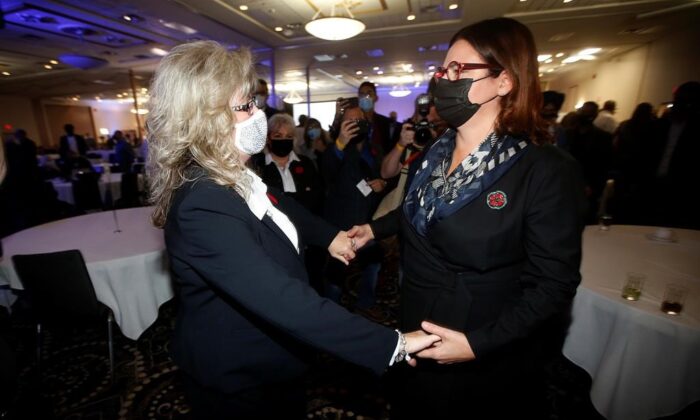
661, 284, 688, 315
621, 272, 645, 301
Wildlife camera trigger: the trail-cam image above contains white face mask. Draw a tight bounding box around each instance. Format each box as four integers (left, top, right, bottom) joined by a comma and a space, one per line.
234, 109, 267, 155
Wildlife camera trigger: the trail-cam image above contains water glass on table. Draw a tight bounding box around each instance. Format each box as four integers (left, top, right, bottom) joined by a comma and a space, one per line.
621, 272, 645, 301
599, 214, 613, 231
661, 284, 688, 315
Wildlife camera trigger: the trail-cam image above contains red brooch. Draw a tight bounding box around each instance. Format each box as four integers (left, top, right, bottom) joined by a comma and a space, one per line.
266, 192, 278, 205
487, 191, 507, 210
293, 166, 304, 175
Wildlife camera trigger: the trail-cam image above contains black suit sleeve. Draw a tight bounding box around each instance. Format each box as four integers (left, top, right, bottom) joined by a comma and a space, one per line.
270, 187, 337, 248
370, 208, 400, 240
467, 153, 587, 357
176, 186, 397, 374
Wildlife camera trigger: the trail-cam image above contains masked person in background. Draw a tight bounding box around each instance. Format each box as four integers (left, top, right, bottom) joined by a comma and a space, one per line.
321, 104, 389, 319
254, 78, 280, 120
348, 18, 587, 418
297, 117, 330, 166
147, 41, 439, 420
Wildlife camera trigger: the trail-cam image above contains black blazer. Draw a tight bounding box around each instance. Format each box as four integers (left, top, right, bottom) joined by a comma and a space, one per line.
59, 134, 88, 158
164, 168, 396, 393
250, 153, 323, 214
372, 144, 586, 358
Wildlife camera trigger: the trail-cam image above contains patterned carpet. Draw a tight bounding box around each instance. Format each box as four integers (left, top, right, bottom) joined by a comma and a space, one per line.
1, 242, 697, 419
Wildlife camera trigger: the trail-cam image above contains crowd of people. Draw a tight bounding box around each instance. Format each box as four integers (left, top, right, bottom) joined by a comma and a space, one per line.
541, 81, 700, 229
0, 124, 148, 237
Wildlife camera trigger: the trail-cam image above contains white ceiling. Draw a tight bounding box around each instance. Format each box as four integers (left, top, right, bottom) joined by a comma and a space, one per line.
0, 0, 697, 102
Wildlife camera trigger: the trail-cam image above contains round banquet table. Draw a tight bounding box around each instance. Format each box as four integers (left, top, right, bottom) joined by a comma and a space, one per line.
0, 206, 173, 340
563, 225, 700, 420
49, 172, 144, 205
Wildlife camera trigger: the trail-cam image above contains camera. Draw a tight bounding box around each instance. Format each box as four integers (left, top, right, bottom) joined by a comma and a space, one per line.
412, 93, 434, 147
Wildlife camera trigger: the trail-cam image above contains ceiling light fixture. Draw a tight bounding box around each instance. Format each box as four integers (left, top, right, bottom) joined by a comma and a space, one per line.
356, 70, 363, 75
537, 54, 552, 62
2, 71, 10, 76
283, 90, 303, 104
150, 47, 168, 56
305, 3, 365, 41
389, 85, 411, 98
274, 26, 283, 32
49, 59, 59, 65
407, 14, 416, 21
555, 52, 565, 58
448, 4, 459, 10
377, 70, 384, 75
239, 5, 249, 11
43, 64, 52, 69
373, 66, 379, 71
579, 47, 601, 55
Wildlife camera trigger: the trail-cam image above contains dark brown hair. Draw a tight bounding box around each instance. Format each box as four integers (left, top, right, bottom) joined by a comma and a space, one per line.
450, 18, 550, 144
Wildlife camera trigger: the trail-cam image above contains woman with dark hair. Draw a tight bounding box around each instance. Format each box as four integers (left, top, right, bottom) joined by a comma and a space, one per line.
349, 18, 586, 417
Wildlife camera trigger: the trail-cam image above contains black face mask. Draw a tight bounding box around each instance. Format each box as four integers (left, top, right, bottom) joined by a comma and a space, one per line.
348, 119, 370, 146
433, 75, 495, 128
269, 138, 294, 157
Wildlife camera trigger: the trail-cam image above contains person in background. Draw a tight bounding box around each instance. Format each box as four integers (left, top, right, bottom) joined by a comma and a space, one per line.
298, 117, 330, 165
1, 130, 42, 235
594, 100, 619, 134
349, 17, 586, 418
146, 40, 438, 420
389, 110, 401, 140
252, 113, 322, 214
568, 101, 614, 222
254, 78, 281, 119
84, 132, 98, 150
541, 90, 568, 150
357, 81, 399, 155
294, 114, 308, 152
648, 81, 700, 229
113, 130, 136, 172
322, 103, 388, 317
59, 124, 87, 159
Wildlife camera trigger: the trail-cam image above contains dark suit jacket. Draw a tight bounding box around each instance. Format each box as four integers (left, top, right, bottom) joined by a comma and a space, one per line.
59, 134, 88, 158
372, 144, 586, 359
164, 167, 396, 393
250, 153, 323, 214
369, 112, 399, 156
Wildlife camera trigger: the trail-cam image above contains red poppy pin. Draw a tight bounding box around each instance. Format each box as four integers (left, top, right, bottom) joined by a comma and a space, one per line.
293, 166, 304, 175
487, 191, 507, 210
266, 192, 279, 206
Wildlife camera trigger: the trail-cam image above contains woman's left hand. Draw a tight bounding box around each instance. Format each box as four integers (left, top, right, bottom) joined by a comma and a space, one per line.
415, 321, 476, 364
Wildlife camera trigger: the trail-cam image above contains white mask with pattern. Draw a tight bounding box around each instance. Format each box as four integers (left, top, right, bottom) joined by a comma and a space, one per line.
234, 109, 267, 155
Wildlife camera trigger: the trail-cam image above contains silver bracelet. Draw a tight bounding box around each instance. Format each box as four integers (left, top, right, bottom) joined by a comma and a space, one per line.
395, 330, 408, 363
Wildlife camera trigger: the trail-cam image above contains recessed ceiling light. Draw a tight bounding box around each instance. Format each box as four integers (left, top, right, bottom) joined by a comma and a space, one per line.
545, 58, 553, 64
539, 73, 543, 77
150, 47, 168, 56
547, 69, 554, 72
355, 70, 363, 75
274, 26, 283, 32
563, 0, 573, 3
579, 47, 601, 55
363, 76, 368, 80
377, 70, 384, 75
373, 66, 379, 71
537, 54, 552, 62
49, 59, 58, 65
448, 4, 458, 9
428, 65, 436, 70
407, 14, 416, 21
555, 52, 565, 58
44, 64, 52, 69
2, 71, 10, 76
122, 15, 132, 22
239, 5, 248, 11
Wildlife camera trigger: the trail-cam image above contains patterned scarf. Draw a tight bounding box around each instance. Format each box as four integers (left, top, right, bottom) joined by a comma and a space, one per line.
404, 129, 528, 236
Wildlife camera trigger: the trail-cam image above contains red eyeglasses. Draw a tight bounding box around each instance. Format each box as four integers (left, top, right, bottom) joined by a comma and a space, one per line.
433, 61, 503, 81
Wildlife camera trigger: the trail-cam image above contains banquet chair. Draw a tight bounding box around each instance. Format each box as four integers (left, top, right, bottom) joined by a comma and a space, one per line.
11, 250, 116, 382
72, 171, 103, 212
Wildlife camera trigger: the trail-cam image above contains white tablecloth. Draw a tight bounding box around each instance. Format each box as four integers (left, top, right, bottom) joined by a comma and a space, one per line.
0, 207, 173, 340
50, 173, 143, 205
563, 225, 700, 420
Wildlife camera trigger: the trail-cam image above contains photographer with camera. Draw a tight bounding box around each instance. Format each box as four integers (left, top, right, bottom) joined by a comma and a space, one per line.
380, 89, 447, 184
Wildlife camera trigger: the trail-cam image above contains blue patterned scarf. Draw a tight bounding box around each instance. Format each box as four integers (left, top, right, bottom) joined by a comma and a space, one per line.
404, 129, 528, 236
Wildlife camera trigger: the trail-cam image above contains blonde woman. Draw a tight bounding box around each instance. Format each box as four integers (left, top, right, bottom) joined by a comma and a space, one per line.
147, 41, 438, 419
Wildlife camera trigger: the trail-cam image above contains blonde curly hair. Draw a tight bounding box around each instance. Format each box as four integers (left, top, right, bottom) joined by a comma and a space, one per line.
146, 41, 257, 227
